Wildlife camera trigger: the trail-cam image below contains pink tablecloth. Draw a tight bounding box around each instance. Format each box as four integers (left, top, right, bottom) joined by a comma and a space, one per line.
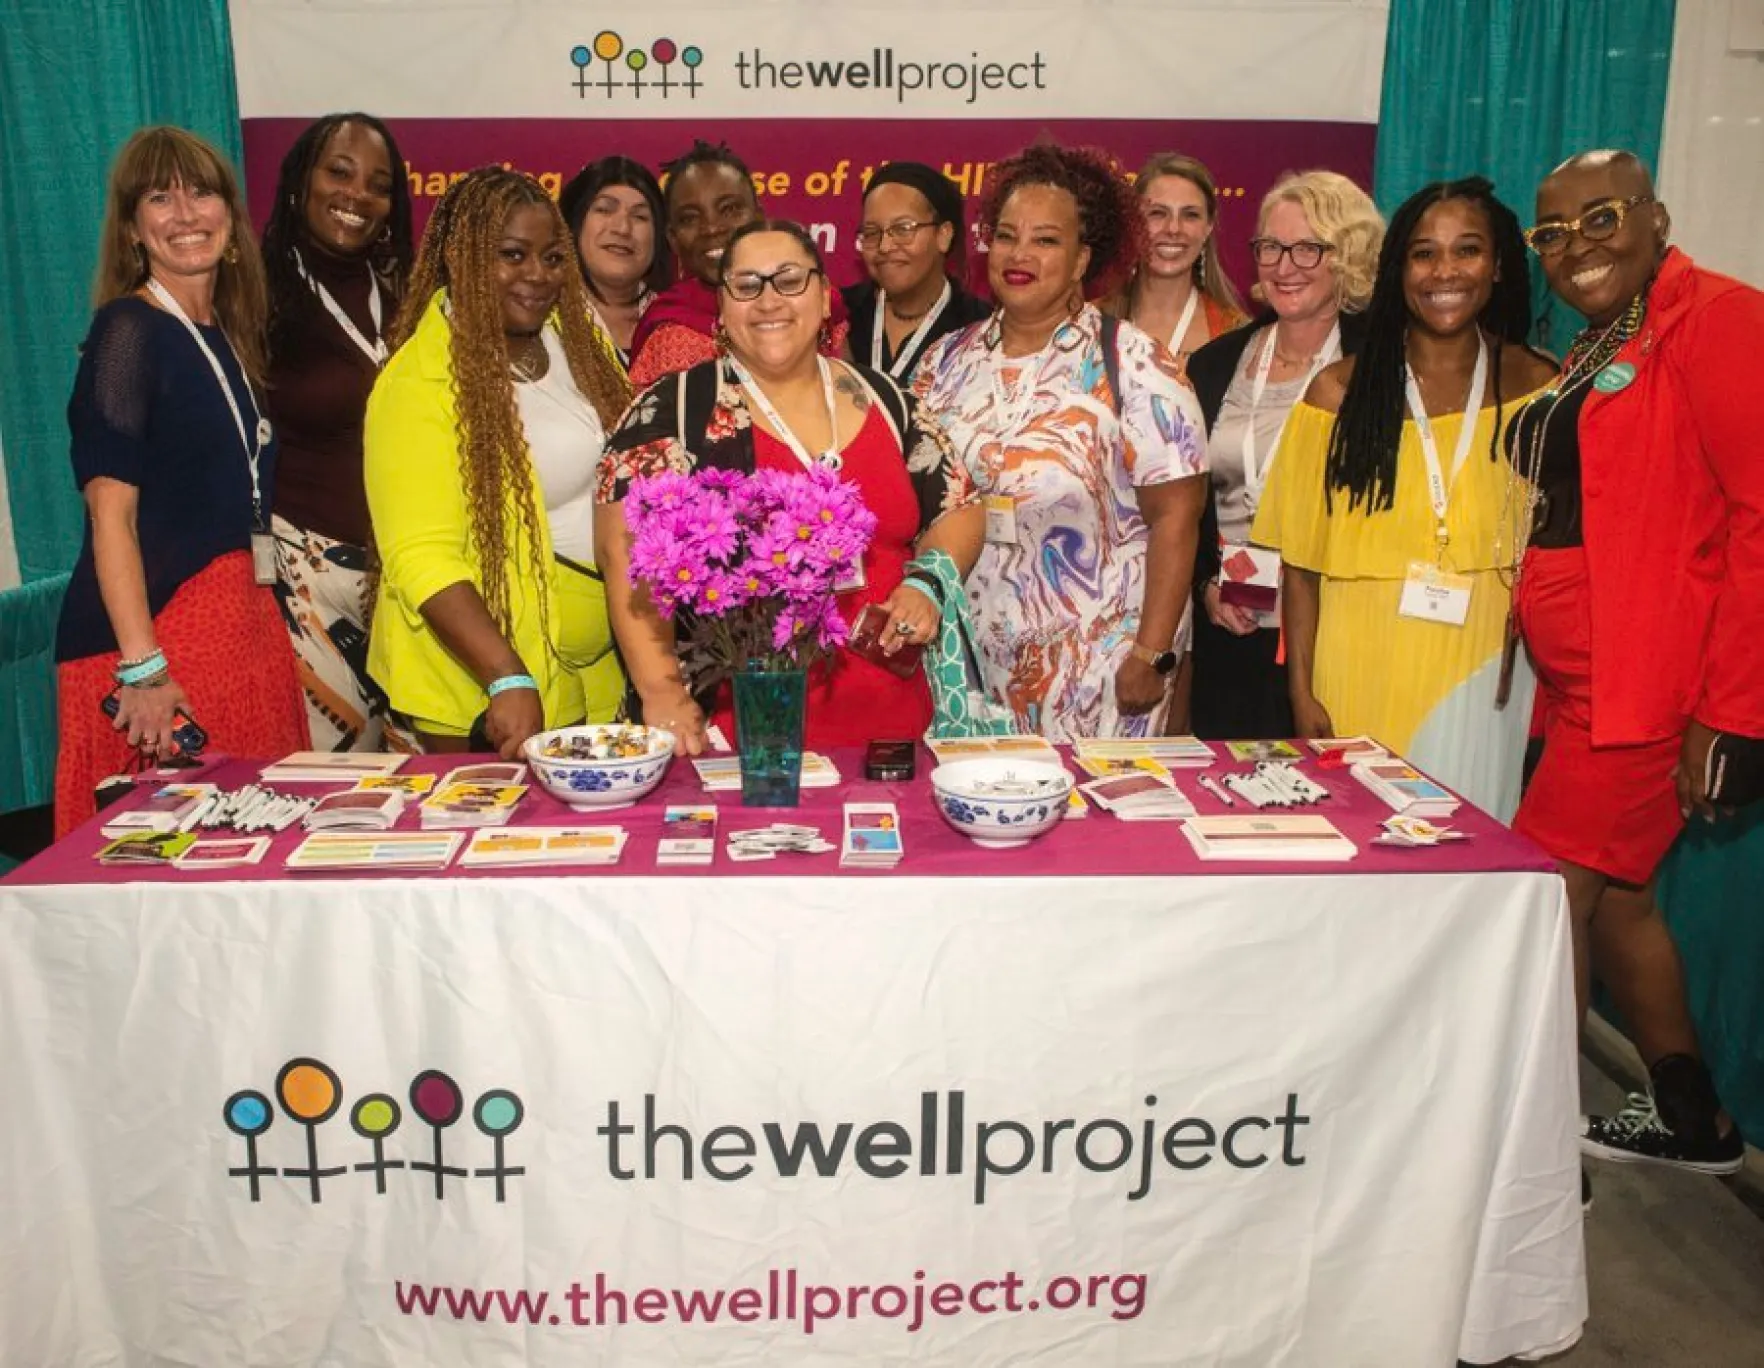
6, 745, 1554, 885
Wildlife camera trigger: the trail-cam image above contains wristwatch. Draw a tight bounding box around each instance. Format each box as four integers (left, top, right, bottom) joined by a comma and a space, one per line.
1129, 642, 1179, 676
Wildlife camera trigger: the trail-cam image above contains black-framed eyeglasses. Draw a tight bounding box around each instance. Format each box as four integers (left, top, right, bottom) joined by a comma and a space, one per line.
855, 218, 937, 250
1523, 195, 1653, 257
1249, 237, 1332, 270
721, 263, 822, 302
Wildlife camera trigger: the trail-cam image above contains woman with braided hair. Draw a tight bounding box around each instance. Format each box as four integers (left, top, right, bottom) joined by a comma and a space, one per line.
363, 166, 631, 757
1251, 176, 1555, 818
261, 112, 413, 751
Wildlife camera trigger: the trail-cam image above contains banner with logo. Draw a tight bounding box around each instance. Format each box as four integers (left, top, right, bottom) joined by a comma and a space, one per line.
228, 1, 1387, 288
0, 869, 1584, 1364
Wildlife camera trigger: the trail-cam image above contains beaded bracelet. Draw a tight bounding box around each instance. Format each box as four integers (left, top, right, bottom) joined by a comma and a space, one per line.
487, 673, 539, 697
115, 649, 168, 687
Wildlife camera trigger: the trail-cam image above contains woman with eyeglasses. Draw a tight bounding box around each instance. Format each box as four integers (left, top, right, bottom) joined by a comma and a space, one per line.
1251, 176, 1556, 818
558, 155, 670, 370
1185, 170, 1382, 740
1504, 151, 1762, 1177
597, 218, 984, 755
914, 144, 1208, 742
843, 162, 989, 382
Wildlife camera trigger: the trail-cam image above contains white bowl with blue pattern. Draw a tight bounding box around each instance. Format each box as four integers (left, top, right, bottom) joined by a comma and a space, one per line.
522, 725, 676, 811
930, 757, 1074, 849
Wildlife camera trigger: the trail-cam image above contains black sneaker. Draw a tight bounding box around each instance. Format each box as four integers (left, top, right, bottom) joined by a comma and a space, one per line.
1581, 1092, 1745, 1174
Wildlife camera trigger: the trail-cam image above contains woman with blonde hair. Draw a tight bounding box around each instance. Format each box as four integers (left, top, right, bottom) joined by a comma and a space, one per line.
1186, 169, 1384, 740
364, 166, 632, 757
53, 126, 308, 835
1105, 153, 1247, 374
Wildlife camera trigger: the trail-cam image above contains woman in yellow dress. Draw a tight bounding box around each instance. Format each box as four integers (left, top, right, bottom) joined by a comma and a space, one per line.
1252, 177, 1556, 819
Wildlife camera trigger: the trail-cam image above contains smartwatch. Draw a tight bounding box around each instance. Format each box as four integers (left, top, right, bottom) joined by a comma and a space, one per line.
1130, 643, 1179, 676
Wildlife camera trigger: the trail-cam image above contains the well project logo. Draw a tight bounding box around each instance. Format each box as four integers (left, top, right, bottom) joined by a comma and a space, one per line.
222, 1057, 525, 1203
570, 31, 703, 100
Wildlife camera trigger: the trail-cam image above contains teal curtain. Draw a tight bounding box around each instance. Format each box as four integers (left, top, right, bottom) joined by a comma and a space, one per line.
0, 0, 242, 586
0, 0, 240, 813
1374, 0, 1676, 350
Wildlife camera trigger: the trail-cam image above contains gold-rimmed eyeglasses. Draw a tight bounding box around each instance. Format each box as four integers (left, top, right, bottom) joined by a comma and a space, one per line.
856, 219, 937, 250
1523, 195, 1654, 257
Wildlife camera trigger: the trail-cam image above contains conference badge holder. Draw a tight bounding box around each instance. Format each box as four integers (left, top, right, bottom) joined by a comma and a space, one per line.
1218, 542, 1280, 615
983, 494, 1019, 546
1397, 561, 1471, 627
251, 529, 278, 586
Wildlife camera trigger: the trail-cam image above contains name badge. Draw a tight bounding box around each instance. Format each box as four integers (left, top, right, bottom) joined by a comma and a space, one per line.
1217, 541, 1281, 616
251, 531, 279, 587
984, 493, 1019, 546
1398, 561, 1472, 627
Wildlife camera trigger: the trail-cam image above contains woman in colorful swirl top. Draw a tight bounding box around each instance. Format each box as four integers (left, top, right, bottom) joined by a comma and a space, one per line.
915, 144, 1208, 742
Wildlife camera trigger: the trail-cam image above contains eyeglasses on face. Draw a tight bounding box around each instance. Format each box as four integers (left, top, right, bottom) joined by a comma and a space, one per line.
1523, 195, 1653, 256
856, 219, 937, 250
721, 262, 821, 301
1249, 237, 1332, 270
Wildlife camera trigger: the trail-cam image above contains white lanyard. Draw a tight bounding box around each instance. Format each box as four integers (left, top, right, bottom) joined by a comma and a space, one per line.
872, 279, 951, 380
732, 356, 844, 472
987, 327, 1060, 440
146, 277, 270, 525
294, 249, 387, 366
1167, 287, 1201, 355
1404, 333, 1489, 548
1241, 321, 1341, 505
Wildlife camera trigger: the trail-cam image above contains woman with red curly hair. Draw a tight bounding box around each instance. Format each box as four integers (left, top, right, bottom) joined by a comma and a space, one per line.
915, 144, 1208, 740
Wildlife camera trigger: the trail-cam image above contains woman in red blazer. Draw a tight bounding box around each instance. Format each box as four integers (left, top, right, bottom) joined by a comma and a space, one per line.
1511, 149, 1763, 1176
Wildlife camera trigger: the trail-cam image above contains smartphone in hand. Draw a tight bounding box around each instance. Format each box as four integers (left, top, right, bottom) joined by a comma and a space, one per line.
101, 686, 209, 758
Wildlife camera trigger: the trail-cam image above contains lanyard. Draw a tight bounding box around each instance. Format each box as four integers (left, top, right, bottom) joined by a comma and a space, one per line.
146, 277, 270, 525
294, 249, 387, 366
1242, 321, 1341, 506
1403, 333, 1489, 551
732, 356, 844, 472
986, 326, 1061, 440
1167, 287, 1201, 355
871, 280, 951, 380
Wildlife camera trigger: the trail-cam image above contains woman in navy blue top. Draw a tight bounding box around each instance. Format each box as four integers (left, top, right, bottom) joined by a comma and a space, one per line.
54, 127, 308, 836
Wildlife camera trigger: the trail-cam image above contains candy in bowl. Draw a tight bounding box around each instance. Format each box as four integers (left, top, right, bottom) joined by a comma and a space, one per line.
522, 724, 675, 810
930, 757, 1074, 849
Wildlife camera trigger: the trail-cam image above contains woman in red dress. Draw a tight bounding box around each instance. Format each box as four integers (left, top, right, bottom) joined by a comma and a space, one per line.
597, 220, 983, 753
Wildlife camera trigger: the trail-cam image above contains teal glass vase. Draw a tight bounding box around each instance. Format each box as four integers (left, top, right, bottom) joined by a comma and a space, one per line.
732, 668, 807, 807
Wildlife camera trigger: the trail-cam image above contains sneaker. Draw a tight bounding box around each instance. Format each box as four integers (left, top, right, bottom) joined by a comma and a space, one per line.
1581, 1091, 1745, 1174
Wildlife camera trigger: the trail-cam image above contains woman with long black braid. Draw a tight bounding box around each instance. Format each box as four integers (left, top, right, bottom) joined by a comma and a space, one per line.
1252, 177, 1555, 818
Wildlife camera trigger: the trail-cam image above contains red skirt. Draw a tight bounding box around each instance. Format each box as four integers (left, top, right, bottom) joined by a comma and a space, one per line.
56, 551, 310, 837
1513, 546, 1682, 884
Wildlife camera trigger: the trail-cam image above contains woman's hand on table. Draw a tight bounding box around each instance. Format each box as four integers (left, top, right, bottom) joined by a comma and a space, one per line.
879, 582, 940, 654
1292, 692, 1335, 739
641, 684, 708, 756
1203, 582, 1259, 637
484, 687, 546, 760
113, 678, 192, 759
1113, 655, 1168, 716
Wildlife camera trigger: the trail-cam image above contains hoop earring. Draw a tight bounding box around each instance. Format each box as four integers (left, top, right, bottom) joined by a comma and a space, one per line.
224, 241, 240, 265
817, 319, 834, 353
1066, 285, 1084, 316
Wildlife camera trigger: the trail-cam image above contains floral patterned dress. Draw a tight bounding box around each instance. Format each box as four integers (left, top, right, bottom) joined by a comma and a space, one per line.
915, 305, 1207, 741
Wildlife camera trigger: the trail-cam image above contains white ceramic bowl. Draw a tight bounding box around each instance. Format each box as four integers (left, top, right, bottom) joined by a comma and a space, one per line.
522, 724, 676, 810
930, 757, 1074, 849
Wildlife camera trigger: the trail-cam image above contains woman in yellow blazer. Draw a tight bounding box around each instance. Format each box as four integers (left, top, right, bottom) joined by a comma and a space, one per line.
365, 167, 631, 756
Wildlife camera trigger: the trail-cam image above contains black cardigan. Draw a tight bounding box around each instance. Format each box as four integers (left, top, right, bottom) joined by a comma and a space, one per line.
1188, 310, 1369, 589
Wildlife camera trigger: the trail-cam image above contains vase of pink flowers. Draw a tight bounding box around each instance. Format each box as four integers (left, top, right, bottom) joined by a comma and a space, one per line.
624, 465, 877, 806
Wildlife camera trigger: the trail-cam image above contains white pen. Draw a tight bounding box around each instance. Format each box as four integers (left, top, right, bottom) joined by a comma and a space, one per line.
1199, 774, 1235, 807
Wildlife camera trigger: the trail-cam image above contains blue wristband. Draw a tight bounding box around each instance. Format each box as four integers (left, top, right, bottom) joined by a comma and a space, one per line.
487, 673, 538, 697
115, 650, 168, 686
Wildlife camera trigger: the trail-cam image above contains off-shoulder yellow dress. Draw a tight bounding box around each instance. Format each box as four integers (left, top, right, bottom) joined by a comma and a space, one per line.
1250, 394, 1546, 820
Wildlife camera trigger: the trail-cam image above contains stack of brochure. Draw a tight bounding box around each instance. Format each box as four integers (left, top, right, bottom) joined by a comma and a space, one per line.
460, 826, 627, 867
1180, 814, 1357, 862
1350, 761, 1460, 818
